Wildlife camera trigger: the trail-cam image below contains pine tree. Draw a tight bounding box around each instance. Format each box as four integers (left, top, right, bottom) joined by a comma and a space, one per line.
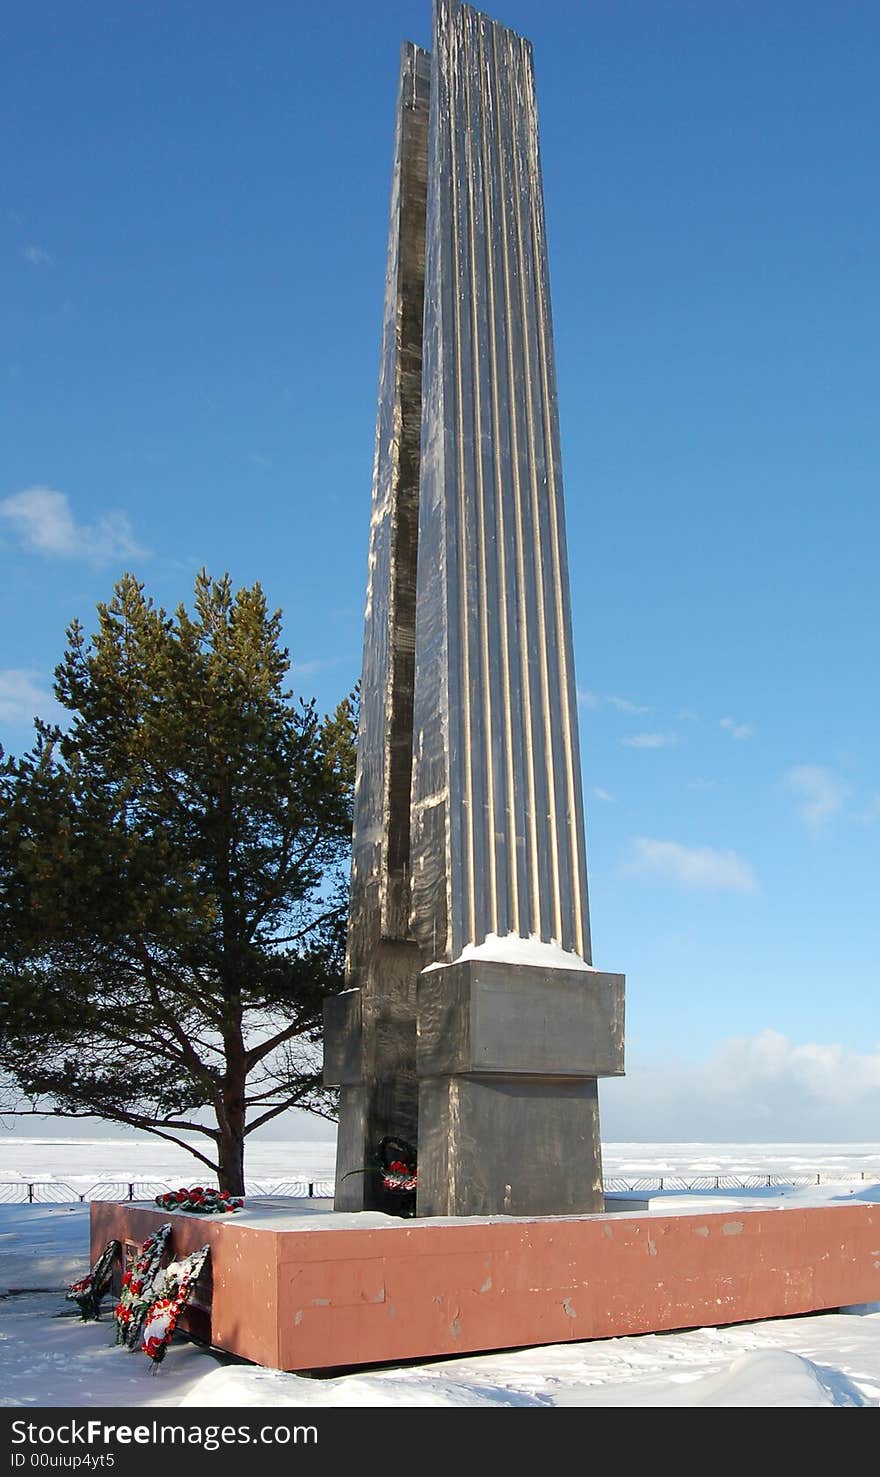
0, 571, 355, 1194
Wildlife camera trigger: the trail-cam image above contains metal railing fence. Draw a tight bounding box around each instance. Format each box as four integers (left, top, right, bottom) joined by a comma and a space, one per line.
0, 1178, 336, 1204
0, 1170, 872, 1204
603, 1172, 871, 1193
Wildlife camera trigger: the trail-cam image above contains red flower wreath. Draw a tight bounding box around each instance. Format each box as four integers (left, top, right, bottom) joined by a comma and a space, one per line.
155, 1186, 243, 1214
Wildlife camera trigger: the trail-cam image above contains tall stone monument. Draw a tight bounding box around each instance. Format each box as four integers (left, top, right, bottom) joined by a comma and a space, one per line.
324, 0, 624, 1219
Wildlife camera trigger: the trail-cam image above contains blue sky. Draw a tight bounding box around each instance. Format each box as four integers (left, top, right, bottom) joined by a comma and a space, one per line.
2, 2, 878, 1139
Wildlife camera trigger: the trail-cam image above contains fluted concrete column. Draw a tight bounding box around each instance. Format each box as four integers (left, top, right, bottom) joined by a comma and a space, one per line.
411, 0, 591, 965
411, 1, 624, 1216
327, 4, 626, 1220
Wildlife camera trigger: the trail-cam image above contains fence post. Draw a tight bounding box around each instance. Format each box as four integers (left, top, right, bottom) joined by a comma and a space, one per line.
28, 1183, 34, 1203
308, 1182, 315, 1199
128, 1184, 134, 1201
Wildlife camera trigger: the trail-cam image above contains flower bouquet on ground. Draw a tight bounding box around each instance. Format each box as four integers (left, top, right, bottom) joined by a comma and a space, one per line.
154, 1186, 243, 1214
380, 1137, 418, 1194
140, 1245, 211, 1368
343, 1135, 418, 1217
115, 1222, 172, 1349
65, 1238, 121, 1321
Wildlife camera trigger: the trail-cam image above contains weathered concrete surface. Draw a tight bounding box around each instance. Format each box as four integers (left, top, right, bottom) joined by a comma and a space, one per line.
411, 0, 592, 963
418, 1073, 605, 1216
415, 957, 623, 1216
329, 3, 626, 1220
408, 0, 625, 1215
325, 43, 429, 1212
417, 959, 625, 1078
93, 1200, 880, 1373
324, 940, 421, 1213
345, 42, 430, 974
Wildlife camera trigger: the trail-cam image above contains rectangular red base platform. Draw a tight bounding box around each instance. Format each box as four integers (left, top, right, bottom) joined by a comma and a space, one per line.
91, 1199, 880, 1372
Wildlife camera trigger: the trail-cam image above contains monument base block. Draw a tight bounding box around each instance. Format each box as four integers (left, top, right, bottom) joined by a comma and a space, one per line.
416, 959, 624, 1216
418, 1074, 604, 1216
324, 940, 421, 1213
90, 1199, 880, 1374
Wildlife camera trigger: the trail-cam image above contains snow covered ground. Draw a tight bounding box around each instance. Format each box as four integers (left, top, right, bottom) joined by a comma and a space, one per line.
3, 1137, 880, 1189
1, 1140, 879, 1407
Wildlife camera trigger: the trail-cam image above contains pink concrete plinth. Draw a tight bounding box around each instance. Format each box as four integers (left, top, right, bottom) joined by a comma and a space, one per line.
91, 1199, 880, 1372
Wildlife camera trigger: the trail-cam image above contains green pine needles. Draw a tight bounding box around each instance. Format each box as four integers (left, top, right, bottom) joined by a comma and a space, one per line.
0, 571, 356, 1193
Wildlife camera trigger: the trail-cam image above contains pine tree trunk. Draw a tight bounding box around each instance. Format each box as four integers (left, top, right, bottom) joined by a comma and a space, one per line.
216, 1118, 246, 1196
216, 1053, 247, 1196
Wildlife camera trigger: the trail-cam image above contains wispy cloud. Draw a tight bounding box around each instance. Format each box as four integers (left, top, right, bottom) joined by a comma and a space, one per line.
592, 786, 614, 803
0, 486, 147, 564
290, 659, 324, 680
622, 731, 678, 750
607, 695, 651, 715
577, 690, 652, 716
856, 793, 880, 826
0, 670, 64, 728
720, 717, 754, 741
625, 837, 757, 892
785, 764, 849, 829
601, 1029, 880, 1140
22, 243, 51, 266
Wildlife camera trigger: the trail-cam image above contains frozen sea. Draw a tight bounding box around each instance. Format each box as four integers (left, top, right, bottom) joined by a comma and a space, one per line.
2, 1135, 880, 1189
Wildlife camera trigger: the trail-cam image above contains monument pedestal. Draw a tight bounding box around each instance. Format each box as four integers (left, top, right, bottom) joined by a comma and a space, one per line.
416, 959, 624, 1217
91, 1198, 880, 1373
324, 940, 422, 1213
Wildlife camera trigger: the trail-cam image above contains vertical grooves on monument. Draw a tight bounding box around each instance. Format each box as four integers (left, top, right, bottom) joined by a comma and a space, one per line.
505, 30, 563, 945
521, 37, 588, 960
448, 26, 477, 948
479, 17, 520, 939
490, 23, 539, 937
347, 43, 431, 976
462, 21, 499, 938
383, 49, 429, 941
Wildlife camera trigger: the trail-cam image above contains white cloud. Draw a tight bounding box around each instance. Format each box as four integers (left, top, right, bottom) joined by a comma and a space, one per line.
22, 244, 51, 266
785, 764, 850, 828
0, 669, 64, 729
622, 732, 678, 750
601, 1029, 880, 1140
720, 717, 754, 741
577, 688, 601, 711
592, 787, 614, 803
0, 486, 147, 564
608, 695, 651, 715
625, 837, 757, 893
